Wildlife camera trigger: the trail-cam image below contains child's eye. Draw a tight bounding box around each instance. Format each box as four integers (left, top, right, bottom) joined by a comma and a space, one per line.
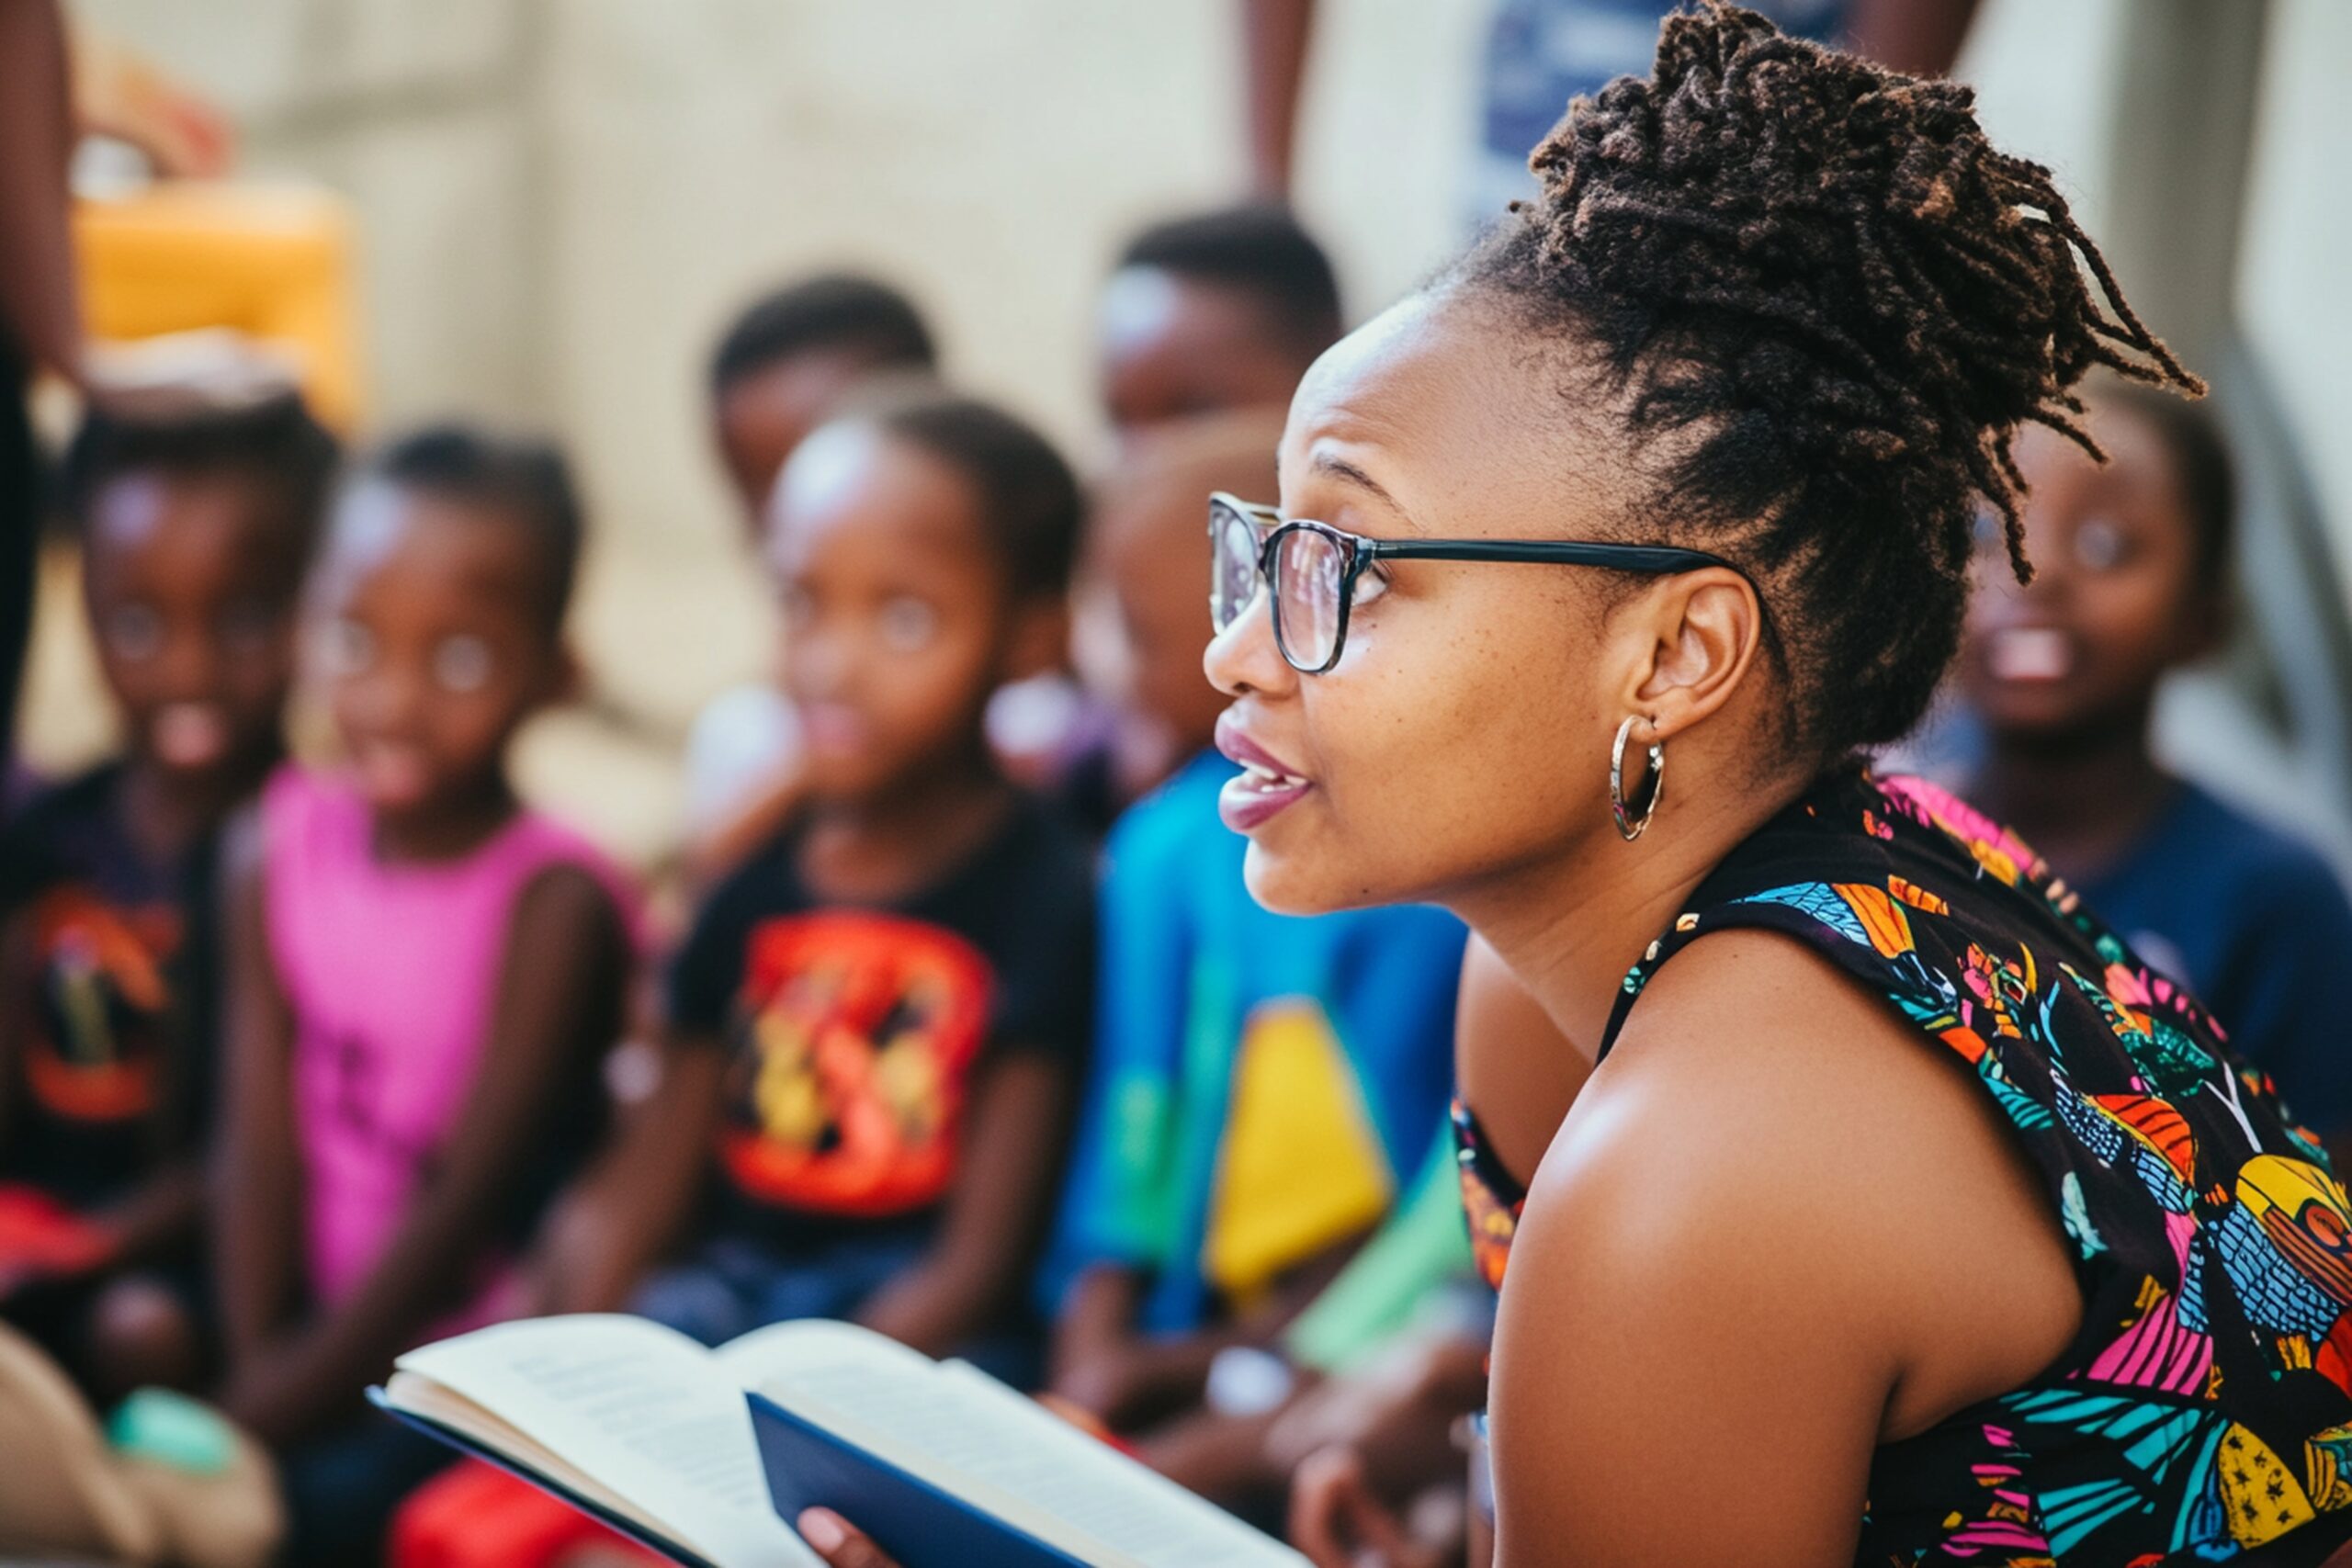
104, 604, 163, 661
325, 617, 376, 676
877, 596, 938, 652
2073, 517, 2132, 572
432, 634, 495, 694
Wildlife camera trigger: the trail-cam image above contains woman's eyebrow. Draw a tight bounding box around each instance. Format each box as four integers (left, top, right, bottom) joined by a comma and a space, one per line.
1310, 451, 1421, 533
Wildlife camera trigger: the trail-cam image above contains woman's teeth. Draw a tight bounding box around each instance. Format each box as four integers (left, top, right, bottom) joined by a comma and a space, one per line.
1241, 760, 1306, 790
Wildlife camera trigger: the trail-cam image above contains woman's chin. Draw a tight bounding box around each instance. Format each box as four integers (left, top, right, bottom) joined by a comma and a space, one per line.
1240, 840, 1374, 918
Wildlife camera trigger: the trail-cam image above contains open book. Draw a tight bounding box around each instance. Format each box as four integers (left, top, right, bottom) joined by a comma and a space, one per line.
371, 1314, 1308, 1568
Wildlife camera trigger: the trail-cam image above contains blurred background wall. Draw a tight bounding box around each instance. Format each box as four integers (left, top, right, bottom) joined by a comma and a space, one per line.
33, 0, 2352, 864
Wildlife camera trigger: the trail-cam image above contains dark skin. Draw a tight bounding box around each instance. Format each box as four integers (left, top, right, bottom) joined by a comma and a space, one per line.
212, 489, 625, 1442
590, 419, 1076, 1358
713, 347, 906, 530
1079, 410, 1284, 803
0, 467, 305, 1387
801, 287, 2085, 1568
1959, 400, 2224, 879
0, 0, 81, 384
1099, 265, 1323, 441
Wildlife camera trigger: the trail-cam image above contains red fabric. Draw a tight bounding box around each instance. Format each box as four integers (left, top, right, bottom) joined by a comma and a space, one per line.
389, 1460, 662, 1568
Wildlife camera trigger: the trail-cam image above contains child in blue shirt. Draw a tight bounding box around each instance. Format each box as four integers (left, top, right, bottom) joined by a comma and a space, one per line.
1044, 415, 1464, 1505
1958, 380, 2352, 1142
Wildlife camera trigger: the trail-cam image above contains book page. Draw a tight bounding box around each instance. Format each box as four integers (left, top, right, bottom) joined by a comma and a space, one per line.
392, 1315, 819, 1568
758, 1337, 1306, 1568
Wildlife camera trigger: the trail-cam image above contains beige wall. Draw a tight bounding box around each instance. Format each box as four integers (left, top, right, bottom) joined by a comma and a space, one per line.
40, 0, 2352, 859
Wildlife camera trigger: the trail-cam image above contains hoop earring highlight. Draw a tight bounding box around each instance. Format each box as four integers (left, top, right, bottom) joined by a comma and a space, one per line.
1610, 715, 1666, 842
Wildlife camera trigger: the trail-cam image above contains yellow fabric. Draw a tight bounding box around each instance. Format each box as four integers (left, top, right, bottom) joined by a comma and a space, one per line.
1202, 998, 1394, 1303
75, 182, 366, 430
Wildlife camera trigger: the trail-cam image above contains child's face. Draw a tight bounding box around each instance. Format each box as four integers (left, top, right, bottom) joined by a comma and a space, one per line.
714, 350, 882, 531
81, 468, 303, 788
314, 482, 569, 823
1961, 404, 2218, 741
766, 423, 1023, 803
1094, 482, 1229, 761
1098, 266, 1314, 439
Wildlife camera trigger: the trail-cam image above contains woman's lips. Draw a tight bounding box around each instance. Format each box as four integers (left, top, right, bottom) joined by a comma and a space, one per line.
1216, 715, 1313, 833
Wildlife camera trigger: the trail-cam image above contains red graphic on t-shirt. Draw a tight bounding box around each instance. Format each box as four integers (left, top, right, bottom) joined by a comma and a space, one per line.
21, 886, 175, 1123
719, 910, 994, 1217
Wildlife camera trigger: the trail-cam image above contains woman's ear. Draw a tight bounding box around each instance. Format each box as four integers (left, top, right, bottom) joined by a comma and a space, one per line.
1624, 569, 1766, 741
1002, 595, 1073, 684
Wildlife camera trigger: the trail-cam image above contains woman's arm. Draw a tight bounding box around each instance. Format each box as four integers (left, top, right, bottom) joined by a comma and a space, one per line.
856, 1048, 1073, 1357
212, 807, 305, 1370
220, 863, 627, 1440
1486, 930, 2077, 1567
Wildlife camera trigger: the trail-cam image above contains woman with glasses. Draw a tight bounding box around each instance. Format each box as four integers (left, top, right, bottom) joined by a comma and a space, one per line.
800, 6, 2352, 1567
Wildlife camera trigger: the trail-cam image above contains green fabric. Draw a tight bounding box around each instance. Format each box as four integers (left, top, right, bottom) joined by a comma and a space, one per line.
1283, 1128, 1472, 1374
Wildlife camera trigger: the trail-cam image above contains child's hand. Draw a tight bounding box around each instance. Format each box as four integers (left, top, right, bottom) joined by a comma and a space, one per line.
797, 1508, 904, 1568
1288, 1447, 1449, 1568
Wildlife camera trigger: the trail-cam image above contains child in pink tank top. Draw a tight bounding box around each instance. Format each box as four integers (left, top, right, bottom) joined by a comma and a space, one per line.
214, 427, 639, 1567
260, 765, 631, 1326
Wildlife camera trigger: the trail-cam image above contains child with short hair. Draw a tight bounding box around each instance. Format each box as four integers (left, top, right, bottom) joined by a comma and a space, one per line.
628, 389, 1095, 1367
1958, 381, 2352, 1139
687, 275, 941, 866
1098, 205, 1342, 441
1043, 414, 1465, 1513
0, 391, 336, 1398
213, 425, 639, 1564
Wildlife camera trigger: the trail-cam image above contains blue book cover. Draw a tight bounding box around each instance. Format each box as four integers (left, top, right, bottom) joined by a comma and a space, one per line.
748, 1390, 1090, 1568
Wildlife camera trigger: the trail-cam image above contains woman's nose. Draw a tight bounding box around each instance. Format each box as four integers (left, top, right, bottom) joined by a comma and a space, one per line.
1203, 586, 1293, 699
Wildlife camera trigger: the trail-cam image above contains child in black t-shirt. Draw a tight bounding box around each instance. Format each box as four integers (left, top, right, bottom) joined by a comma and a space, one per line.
629, 389, 1094, 1371
0, 392, 336, 1396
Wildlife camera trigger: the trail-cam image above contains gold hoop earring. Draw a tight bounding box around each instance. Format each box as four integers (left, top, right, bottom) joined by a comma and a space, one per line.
1610, 715, 1666, 842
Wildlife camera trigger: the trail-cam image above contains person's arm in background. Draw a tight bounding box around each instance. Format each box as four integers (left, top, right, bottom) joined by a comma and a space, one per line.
520, 1032, 722, 1317
1046, 817, 1204, 1427
0, 0, 84, 384
856, 1045, 1077, 1356
212, 807, 304, 1372
1241, 0, 1317, 201
1846, 0, 1981, 77
220, 865, 628, 1442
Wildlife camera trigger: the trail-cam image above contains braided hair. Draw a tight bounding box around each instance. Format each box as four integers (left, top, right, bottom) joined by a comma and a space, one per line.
1459, 1, 2203, 758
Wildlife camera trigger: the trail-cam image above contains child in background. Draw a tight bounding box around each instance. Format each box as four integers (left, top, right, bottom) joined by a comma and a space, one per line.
1042, 414, 1465, 1514
0, 392, 336, 1399
213, 427, 639, 1565
1958, 381, 2352, 1141
686, 276, 941, 868
1097, 205, 1342, 443
1006, 209, 1347, 826
625, 390, 1094, 1370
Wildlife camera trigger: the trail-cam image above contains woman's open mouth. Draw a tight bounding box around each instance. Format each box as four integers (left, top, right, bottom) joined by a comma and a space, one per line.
1215, 715, 1314, 832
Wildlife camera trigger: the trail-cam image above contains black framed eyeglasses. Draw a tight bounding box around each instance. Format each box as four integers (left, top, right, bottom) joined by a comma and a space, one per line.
1207, 491, 1753, 674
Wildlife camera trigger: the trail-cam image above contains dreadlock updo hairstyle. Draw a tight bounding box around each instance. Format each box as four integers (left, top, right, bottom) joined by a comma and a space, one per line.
1459, 0, 2203, 761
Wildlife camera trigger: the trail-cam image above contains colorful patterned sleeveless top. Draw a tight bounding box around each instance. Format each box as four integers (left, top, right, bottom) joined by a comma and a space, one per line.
1454, 768, 2352, 1567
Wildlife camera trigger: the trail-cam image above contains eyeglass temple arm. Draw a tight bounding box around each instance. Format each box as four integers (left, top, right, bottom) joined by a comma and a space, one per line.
1361, 537, 1738, 576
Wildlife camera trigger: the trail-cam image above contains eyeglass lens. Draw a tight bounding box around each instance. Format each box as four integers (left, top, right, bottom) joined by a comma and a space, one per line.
1272, 525, 1347, 671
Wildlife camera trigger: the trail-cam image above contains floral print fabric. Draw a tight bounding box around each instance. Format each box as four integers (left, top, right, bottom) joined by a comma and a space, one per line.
1455, 769, 2352, 1565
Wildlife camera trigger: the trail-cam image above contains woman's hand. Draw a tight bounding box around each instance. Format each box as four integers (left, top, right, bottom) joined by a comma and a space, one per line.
797, 1509, 903, 1568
